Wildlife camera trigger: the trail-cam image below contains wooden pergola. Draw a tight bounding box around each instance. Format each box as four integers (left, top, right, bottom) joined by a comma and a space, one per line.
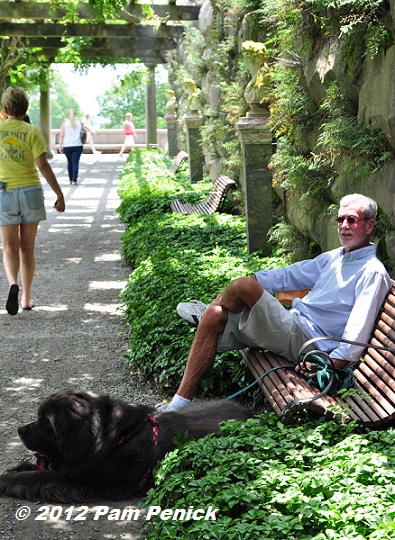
0, 0, 202, 148
0, 1, 200, 63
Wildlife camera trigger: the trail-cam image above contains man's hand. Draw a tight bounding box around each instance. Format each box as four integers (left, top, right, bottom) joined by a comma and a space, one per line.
295, 357, 350, 378
295, 361, 318, 379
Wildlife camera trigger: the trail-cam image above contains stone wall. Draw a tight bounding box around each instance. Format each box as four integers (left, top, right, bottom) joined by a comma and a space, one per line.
50, 129, 168, 154
190, 0, 395, 262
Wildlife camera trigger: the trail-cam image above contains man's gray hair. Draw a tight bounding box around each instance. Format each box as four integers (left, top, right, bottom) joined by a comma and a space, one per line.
340, 193, 378, 219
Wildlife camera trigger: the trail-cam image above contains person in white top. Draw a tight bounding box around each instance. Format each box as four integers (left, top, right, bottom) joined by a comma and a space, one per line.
82, 113, 101, 155
58, 109, 84, 185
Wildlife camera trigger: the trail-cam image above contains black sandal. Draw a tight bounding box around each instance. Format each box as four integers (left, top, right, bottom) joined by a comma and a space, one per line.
6, 284, 19, 316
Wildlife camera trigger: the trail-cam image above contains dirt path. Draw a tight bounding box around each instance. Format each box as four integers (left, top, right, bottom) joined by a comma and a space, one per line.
0, 154, 163, 539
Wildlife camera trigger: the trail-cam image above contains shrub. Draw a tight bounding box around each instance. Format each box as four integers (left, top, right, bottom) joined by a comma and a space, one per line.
118, 150, 285, 395
143, 414, 395, 539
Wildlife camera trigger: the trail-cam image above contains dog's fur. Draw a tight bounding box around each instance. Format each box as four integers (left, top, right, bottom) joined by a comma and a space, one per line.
0, 390, 252, 503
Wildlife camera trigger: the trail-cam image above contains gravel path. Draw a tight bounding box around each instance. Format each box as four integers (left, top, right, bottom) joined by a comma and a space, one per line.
0, 154, 163, 539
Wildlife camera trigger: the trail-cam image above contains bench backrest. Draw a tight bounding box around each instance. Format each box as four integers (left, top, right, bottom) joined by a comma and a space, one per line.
348, 279, 395, 425
169, 151, 188, 173
269, 281, 395, 426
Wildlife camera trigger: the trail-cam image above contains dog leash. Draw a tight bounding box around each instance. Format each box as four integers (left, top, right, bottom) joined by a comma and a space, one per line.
227, 336, 395, 417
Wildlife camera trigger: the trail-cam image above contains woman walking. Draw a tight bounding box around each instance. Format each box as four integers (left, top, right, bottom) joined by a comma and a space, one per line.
0, 87, 65, 315
59, 109, 84, 184
119, 112, 137, 157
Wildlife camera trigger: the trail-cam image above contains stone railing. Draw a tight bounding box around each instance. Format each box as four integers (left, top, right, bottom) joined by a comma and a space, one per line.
51, 128, 168, 154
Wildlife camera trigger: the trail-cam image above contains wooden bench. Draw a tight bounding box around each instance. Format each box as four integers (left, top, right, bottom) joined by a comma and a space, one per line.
170, 175, 237, 215
240, 279, 395, 427
168, 151, 188, 173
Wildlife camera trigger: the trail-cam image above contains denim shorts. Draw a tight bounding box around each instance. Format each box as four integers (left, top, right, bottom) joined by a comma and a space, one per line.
0, 185, 46, 225
217, 291, 311, 363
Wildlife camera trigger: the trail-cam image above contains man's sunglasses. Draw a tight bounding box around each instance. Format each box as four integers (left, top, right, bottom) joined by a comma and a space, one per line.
336, 216, 369, 225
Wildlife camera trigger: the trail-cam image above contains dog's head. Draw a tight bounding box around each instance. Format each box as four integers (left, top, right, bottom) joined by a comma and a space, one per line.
18, 390, 154, 473
18, 390, 100, 470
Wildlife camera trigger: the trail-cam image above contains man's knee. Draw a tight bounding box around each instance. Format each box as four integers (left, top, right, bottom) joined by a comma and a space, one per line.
201, 303, 228, 331
229, 275, 263, 306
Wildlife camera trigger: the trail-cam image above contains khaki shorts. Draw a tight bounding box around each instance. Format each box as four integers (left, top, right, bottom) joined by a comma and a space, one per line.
217, 291, 310, 363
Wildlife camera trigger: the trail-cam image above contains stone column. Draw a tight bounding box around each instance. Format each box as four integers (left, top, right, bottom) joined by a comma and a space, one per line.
165, 88, 178, 156
165, 114, 178, 157
237, 41, 273, 256
39, 88, 53, 158
236, 114, 273, 256
184, 115, 203, 183
145, 64, 157, 146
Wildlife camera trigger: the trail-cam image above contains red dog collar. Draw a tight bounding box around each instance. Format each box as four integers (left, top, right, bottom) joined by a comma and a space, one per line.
139, 416, 159, 491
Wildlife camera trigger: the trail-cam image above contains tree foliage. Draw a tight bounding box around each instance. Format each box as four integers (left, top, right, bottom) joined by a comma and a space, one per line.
97, 68, 167, 128
28, 76, 82, 129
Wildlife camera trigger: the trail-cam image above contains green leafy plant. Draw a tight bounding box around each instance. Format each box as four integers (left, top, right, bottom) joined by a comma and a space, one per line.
268, 218, 319, 262
142, 413, 395, 539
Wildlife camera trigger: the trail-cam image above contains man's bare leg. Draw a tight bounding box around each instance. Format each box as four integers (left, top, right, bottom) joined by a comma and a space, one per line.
167, 276, 263, 407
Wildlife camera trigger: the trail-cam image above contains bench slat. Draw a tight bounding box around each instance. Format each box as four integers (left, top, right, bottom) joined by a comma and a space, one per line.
342, 389, 379, 424
354, 363, 395, 415
240, 280, 395, 426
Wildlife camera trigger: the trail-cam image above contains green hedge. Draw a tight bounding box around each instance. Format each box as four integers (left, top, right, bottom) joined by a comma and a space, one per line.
117, 149, 284, 395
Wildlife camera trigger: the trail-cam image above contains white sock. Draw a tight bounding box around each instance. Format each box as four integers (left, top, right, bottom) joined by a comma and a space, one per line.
170, 394, 191, 410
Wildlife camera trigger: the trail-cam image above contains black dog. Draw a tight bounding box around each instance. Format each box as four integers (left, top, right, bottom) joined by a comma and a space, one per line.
0, 390, 252, 503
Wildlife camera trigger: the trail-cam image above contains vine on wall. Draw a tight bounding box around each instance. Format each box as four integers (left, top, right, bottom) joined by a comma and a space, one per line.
260, 0, 394, 210
169, 0, 393, 206
168, 6, 249, 177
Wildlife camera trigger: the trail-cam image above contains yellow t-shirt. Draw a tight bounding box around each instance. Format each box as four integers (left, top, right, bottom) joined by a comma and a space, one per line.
0, 119, 46, 189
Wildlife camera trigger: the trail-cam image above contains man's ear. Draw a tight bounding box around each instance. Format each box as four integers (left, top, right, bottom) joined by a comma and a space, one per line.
366, 218, 375, 235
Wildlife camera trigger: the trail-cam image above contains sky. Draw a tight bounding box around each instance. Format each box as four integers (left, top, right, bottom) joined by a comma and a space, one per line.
52, 64, 135, 124
52, 63, 168, 127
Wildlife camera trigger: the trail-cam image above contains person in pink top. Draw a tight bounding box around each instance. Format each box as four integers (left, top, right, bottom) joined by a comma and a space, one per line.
119, 112, 137, 157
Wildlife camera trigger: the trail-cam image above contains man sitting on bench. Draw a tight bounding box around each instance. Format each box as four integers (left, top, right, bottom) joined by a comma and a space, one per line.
157, 193, 391, 412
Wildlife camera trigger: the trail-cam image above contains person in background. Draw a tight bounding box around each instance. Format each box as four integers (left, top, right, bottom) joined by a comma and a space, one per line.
82, 112, 101, 155
119, 112, 137, 158
58, 109, 84, 185
0, 86, 65, 315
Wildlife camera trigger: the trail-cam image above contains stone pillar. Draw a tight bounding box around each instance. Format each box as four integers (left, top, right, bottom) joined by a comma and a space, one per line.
236, 115, 273, 256
39, 88, 53, 158
184, 115, 203, 183
145, 65, 157, 146
165, 88, 178, 156
237, 41, 273, 256
165, 114, 178, 157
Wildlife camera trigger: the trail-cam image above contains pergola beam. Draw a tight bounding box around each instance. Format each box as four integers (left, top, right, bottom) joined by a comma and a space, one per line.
36, 48, 170, 63
0, 1, 201, 22
24, 37, 177, 51
0, 22, 185, 39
